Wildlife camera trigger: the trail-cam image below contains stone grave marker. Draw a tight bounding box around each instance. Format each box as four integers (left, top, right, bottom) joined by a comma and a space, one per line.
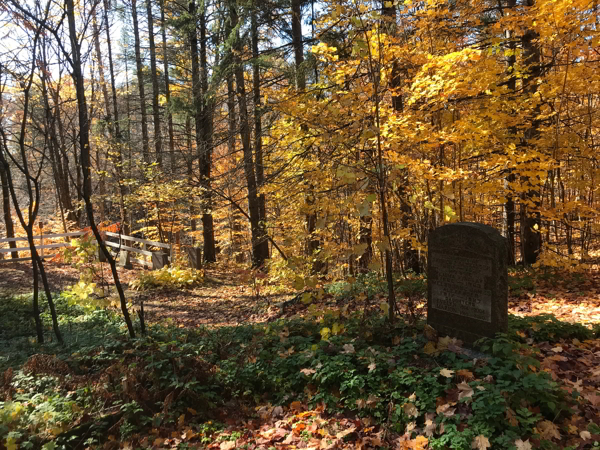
119, 250, 133, 269
427, 222, 508, 344
152, 252, 170, 270
187, 247, 202, 269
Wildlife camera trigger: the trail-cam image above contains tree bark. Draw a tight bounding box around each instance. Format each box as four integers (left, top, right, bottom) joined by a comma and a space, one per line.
227, 75, 244, 262
190, 0, 216, 262
131, 0, 150, 165
230, 1, 266, 268
159, 0, 176, 172
66, 0, 135, 338
0, 165, 18, 259
251, 6, 269, 264
103, 0, 129, 235
199, 6, 216, 262
146, 0, 162, 165
520, 0, 542, 265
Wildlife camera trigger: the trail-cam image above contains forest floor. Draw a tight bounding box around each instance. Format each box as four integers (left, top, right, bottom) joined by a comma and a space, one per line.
1, 260, 599, 328
1, 261, 600, 450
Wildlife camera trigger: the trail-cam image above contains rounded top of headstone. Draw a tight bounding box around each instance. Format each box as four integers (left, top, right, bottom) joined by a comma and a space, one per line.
429, 222, 508, 258
430, 222, 503, 238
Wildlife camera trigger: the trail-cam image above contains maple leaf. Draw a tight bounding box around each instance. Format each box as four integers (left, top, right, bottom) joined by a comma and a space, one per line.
300, 368, 316, 376
536, 420, 561, 440
342, 343, 355, 354
423, 341, 437, 355
366, 394, 379, 408
335, 425, 356, 439
457, 381, 474, 400
423, 418, 436, 437
580, 430, 592, 440
403, 402, 418, 418
471, 434, 491, 450
220, 441, 236, 450
413, 435, 429, 450
457, 369, 474, 380
515, 439, 532, 450
440, 368, 454, 378
368, 361, 377, 372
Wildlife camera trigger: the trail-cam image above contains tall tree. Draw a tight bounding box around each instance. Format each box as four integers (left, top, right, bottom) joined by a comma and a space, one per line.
229, 0, 266, 267
159, 0, 176, 171
64, 0, 136, 337
251, 5, 269, 264
131, 0, 151, 164
147, 0, 163, 165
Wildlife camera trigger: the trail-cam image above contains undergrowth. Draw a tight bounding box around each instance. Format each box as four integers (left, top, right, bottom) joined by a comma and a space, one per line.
2, 289, 597, 450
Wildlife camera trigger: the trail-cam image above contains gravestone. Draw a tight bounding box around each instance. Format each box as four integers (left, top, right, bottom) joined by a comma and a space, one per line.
119, 250, 133, 269
97, 246, 107, 263
427, 222, 508, 344
152, 252, 169, 270
187, 247, 202, 269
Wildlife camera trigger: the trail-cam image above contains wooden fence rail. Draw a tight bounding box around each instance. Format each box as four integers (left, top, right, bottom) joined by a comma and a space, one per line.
0, 231, 86, 264
0, 230, 187, 270
101, 232, 173, 269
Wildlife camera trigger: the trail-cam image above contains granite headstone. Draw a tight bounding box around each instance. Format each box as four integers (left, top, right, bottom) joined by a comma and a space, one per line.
152, 252, 170, 270
427, 222, 508, 343
187, 247, 202, 269
119, 250, 133, 269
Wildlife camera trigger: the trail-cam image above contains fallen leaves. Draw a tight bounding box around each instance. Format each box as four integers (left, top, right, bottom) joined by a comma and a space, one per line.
439, 368, 454, 378
514, 438, 532, 450
457, 381, 474, 400
471, 434, 491, 450
536, 420, 561, 441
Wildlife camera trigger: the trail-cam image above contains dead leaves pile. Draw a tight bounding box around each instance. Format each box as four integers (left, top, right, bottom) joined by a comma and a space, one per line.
208, 403, 389, 450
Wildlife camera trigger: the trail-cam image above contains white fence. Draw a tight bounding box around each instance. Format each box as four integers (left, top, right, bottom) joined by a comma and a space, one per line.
0, 230, 180, 269
0, 231, 85, 263
102, 231, 172, 268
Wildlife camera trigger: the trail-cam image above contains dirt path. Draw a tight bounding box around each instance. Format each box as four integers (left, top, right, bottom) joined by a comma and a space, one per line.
138, 268, 294, 328
1, 261, 598, 329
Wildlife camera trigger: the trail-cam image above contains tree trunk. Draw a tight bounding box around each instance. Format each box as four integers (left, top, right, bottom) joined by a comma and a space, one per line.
0, 165, 18, 259
199, 6, 216, 262
520, 0, 542, 265
251, 6, 269, 264
66, 0, 135, 338
190, 0, 216, 262
230, 1, 266, 268
103, 0, 129, 234
146, 0, 162, 165
131, 0, 150, 165
227, 75, 244, 262
160, 0, 176, 172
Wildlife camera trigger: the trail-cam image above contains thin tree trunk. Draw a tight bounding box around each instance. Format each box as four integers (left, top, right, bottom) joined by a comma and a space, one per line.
251, 6, 269, 264
66, 0, 135, 338
0, 33, 61, 342
146, 0, 162, 165
520, 0, 542, 265
230, 1, 266, 268
131, 0, 150, 165
103, 0, 129, 234
160, 0, 176, 172
199, 5, 216, 262
0, 165, 18, 259
227, 75, 244, 262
